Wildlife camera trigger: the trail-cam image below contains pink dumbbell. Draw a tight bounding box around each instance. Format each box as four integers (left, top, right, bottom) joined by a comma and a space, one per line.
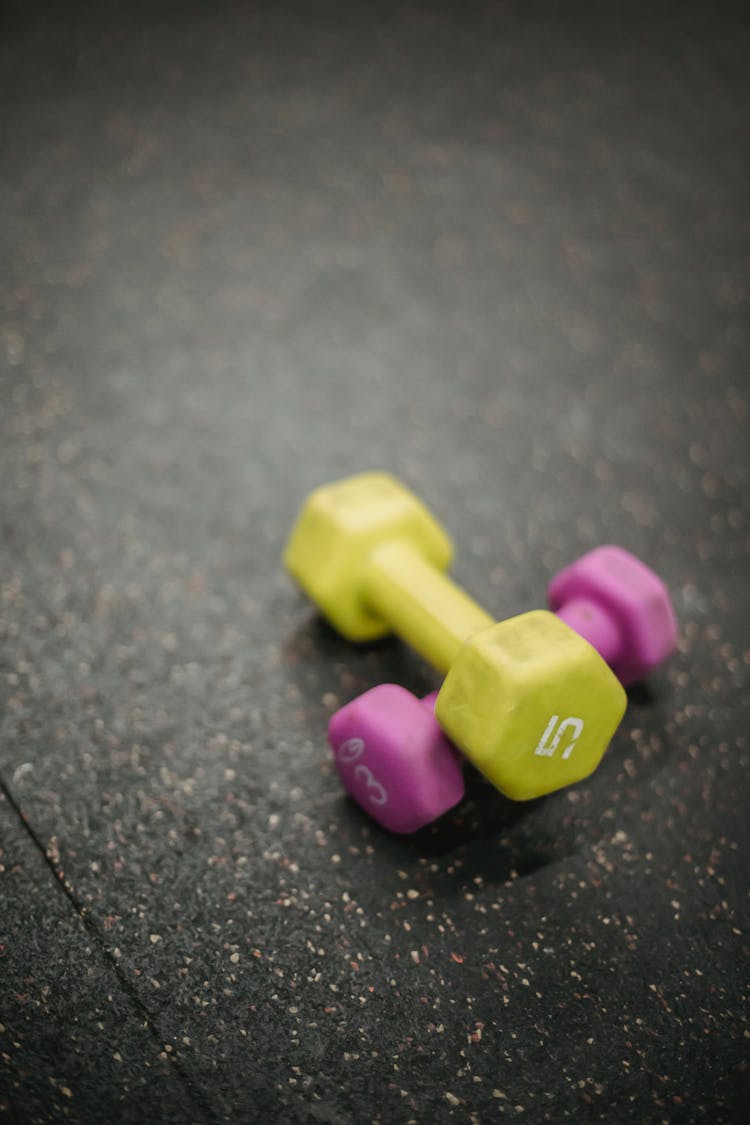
329, 546, 677, 833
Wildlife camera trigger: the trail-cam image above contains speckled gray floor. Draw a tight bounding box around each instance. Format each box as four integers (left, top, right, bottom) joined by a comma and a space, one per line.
1, 2, 748, 1122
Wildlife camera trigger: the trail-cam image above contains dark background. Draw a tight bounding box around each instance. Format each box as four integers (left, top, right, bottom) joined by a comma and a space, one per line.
1, 2, 748, 1122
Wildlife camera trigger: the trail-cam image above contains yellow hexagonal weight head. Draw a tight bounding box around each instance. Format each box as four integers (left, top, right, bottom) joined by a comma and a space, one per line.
283, 472, 454, 642
435, 610, 627, 801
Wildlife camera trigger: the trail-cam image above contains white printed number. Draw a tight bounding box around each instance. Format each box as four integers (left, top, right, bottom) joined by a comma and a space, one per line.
533, 715, 584, 761
335, 738, 389, 807
337, 737, 365, 764
353, 764, 388, 807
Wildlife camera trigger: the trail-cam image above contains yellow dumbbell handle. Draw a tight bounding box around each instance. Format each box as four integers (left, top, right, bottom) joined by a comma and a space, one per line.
363, 540, 494, 675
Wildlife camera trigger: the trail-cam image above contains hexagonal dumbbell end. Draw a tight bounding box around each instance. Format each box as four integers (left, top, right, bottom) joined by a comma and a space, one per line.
284, 472, 493, 670
547, 546, 678, 685
328, 686, 465, 833
284, 472, 454, 643
435, 611, 628, 802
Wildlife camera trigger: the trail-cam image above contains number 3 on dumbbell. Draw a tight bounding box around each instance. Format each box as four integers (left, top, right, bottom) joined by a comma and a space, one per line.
335, 738, 389, 807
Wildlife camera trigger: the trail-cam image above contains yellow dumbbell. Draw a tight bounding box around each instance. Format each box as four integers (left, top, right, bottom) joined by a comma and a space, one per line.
284, 472, 627, 800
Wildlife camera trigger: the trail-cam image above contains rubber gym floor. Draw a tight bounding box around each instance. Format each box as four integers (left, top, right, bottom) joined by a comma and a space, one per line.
1, 2, 747, 1121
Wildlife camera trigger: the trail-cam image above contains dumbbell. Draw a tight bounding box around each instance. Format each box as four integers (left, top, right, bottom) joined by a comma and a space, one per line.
285, 473, 677, 822
329, 546, 678, 831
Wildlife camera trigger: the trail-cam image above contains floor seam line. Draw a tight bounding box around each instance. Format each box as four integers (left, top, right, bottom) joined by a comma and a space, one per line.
0, 774, 219, 1125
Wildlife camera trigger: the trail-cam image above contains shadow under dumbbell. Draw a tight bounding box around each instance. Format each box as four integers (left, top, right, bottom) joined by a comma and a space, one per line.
281, 611, 360, 663
284, 610, 440, 698
408, 782, 538, 857
328, 757, 557, 874
373, 791, 572, 888
625, 680, 657, 707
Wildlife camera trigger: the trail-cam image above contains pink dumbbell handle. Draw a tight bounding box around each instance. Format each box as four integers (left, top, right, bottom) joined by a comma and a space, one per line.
554, 598, 622, 668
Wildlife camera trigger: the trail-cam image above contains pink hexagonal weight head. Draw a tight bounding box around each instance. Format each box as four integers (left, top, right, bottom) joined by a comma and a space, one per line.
548, 545, 678, 685
328, 685, 465, 833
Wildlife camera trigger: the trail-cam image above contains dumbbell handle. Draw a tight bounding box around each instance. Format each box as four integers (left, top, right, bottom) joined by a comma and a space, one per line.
365, 545, 630, 679
414, 597, 622, 715
364, 541, 494, 675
